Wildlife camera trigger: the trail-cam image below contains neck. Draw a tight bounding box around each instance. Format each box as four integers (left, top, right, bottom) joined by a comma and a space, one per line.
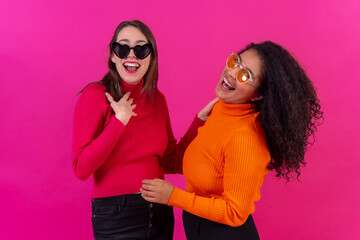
215, 99, 258, 117
120, 78, 144, 99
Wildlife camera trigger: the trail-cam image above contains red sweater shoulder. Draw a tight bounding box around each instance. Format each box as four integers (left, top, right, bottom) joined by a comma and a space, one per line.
153, 88, 166, 103
75, 83, 109, 114
80, 83, 107, 99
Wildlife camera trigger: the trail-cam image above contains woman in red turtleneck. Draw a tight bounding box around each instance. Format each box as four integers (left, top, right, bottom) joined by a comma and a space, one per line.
72, 20, 217, 240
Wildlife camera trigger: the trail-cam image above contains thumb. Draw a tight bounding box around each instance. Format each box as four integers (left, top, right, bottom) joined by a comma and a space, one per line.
208, 97, 219, 107
105, 92, 115, 103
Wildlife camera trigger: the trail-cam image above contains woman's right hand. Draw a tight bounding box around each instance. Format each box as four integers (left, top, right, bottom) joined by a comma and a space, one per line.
105, 92, 137, 126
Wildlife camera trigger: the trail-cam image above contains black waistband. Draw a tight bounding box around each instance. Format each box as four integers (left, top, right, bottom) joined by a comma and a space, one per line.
92, 193, 145, 207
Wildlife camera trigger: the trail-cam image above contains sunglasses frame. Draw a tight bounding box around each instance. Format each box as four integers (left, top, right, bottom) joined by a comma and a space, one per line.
226, 52, 255, 84
111, 42, 152, 60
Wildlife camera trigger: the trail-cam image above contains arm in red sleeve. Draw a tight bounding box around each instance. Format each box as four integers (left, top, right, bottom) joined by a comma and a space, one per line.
72, 85, 126, 180
159, 97, 205, 174
161, 114, 204, 174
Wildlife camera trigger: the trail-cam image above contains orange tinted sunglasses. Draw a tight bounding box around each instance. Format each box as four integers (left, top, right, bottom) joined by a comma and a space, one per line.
226, 53, 255, 84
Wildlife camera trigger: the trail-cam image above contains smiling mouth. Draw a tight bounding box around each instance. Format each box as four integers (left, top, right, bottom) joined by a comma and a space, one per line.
222, 77, 235, 90
123, 62, 140, 72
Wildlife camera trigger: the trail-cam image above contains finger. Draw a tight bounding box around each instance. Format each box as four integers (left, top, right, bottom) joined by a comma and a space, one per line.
142, 183, 156, 191
146, 178, 163, 184
140, 189, 151, 197
141, 193, 156, 202
131, 104, 137, 110
140, 188, 151, 195
128, 98, 134, 104
105, 92, 115, 103
151, 178, 164, 184
140, 188, 157, 198
207, 98, 219, 107
141, 183, 151, 190
210, 97, 219, 104
122, 92, 131, 100
142, 179, 156, 185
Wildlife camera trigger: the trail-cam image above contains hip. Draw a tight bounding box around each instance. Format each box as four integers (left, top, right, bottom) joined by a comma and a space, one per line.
91, 193, 174, 240
182, 211, 260, 240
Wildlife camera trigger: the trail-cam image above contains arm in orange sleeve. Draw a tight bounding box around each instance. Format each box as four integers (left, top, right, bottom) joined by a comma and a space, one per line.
168, 130, 269, 226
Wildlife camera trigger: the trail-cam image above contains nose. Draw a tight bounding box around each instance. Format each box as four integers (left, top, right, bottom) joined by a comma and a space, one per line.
127, 48, 136, 58
227, 66, 239, 81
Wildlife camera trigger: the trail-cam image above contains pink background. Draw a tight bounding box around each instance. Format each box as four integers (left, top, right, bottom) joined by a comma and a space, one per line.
1, 0, 359, 239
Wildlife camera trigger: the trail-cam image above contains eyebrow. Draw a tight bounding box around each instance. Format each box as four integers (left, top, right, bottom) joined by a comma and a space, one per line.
117, 39, 148, 44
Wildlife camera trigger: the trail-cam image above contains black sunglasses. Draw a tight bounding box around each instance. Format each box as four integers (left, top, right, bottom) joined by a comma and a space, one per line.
111, 42, 152, 60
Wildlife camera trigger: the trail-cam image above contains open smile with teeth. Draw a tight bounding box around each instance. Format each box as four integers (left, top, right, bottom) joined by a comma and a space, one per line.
222, 77, 235, 90
123, 62, 140, 71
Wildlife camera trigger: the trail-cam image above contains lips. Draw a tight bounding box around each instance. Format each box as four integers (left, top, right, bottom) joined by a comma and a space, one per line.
221, 76, 235, 91
123, 61, 140, 73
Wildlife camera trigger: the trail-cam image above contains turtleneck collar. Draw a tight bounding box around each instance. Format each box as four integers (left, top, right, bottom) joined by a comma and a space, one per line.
214, 99, 258, 117
120, 78, 144, 99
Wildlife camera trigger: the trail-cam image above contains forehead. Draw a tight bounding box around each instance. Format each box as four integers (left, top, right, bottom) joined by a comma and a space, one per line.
116, 26, 147, 42
239, 49, 262, 80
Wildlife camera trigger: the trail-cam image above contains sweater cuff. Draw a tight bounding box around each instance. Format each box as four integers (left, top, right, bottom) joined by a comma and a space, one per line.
193, 115, 206, 127
168, 187, 194, 211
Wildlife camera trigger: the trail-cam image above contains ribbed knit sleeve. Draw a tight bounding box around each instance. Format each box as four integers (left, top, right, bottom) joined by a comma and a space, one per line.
161, 114, 205, 174
72, 85, 126, 180
168, 130, 269, 227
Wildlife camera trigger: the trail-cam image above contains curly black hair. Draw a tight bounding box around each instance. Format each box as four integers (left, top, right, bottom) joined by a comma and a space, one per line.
240, 41, 323, 181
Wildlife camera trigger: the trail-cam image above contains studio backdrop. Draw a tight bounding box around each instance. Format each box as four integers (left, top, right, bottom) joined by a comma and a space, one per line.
0, 0, 359, 239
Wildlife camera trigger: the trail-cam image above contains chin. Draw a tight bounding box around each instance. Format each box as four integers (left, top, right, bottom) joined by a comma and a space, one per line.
215, 84, 221, 97
215, 85, 228, 102
121, 77, 142, 85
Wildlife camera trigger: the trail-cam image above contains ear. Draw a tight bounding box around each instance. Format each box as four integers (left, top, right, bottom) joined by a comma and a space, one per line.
251, 95, 263, 102
111, 53, 116, 64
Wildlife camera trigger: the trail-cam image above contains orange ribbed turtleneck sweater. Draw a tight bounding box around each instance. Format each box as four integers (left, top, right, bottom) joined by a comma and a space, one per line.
168, 100, 271, 227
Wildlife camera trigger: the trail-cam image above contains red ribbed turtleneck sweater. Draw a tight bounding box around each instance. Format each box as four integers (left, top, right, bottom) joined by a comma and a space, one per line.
168, 100, 271, 226
72, 80, 204, 198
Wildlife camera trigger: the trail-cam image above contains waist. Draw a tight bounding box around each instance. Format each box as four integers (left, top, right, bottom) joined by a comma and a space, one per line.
92, 193, 173, 211
92, 193, 145, 207
92, 162, 165, 198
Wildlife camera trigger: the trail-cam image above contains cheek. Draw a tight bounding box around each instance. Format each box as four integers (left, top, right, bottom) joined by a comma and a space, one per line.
141, 58, 151, 72
218, 71, 225, 84
112, 57, 123, 73
111, 53, 117, 64
115, 62, 123, 74
235, 86, 257, 99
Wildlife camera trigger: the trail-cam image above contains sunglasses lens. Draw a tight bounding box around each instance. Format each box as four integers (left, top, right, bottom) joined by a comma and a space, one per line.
134, 44, 152, 59
237, 69, 251, 83
226, 54, 240, 68
112, 43, 130, 59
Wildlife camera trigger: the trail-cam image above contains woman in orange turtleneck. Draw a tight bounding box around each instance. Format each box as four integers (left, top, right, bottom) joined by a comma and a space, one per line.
141, 41, 323, 239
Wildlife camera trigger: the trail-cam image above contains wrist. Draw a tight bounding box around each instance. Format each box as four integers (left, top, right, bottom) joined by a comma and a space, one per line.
197, 113, 207, 121
116, 114, 129, 126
